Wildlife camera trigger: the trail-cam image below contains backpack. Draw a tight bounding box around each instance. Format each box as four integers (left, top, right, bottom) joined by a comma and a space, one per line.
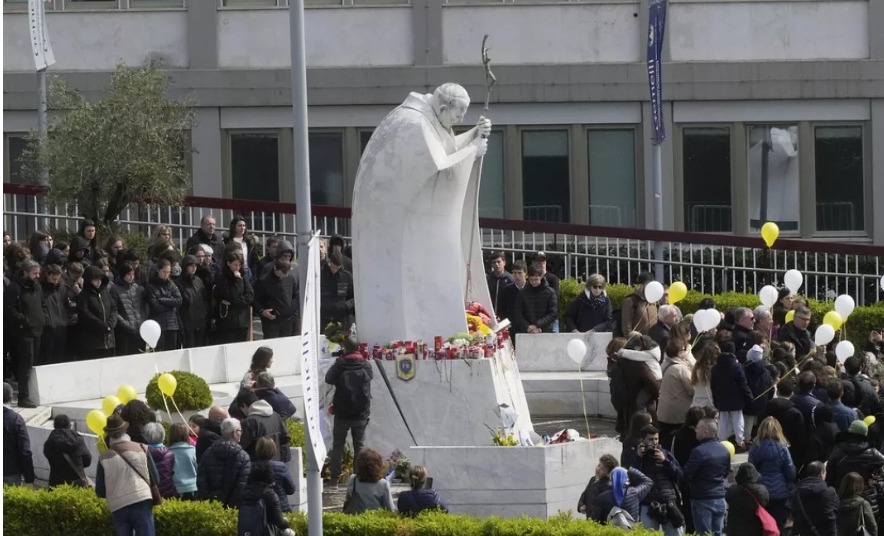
338, 365, 371, 408
238, 497, 268, 536
607, 505, 636, 529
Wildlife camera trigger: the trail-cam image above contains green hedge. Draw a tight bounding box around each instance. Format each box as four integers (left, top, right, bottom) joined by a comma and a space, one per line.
4, 485, 661, 536
145, 371, 213, 412
559, 280, 884, 351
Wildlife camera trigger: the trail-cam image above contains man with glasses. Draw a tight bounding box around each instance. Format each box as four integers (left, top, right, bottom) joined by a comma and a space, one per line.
648, 305, 682, 351
778, 305, 814, 359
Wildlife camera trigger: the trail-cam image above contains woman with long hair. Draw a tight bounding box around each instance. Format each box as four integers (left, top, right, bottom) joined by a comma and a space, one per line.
148, 224, 175, 261
658, 338, 695, 450
690, 333, 718, 409
837, 472, 878, 536
748, 416, 796, 532
620, 411, 653, 468
343, 448, 395, 513
397, 465, 448, 515
223, 215, 258, 282
242, 346, 274, 388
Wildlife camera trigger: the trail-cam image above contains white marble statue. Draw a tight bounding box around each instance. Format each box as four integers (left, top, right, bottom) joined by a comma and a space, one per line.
352, 83, 494, 345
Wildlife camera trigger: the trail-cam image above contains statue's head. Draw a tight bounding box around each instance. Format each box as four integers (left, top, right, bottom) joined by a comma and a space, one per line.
430, 83, 470, 129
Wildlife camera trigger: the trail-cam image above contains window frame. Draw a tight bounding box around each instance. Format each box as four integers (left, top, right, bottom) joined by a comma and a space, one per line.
3, 133, 29, 184
223, 128, 284, 202
674, 123, 737, 234
518, 126, 572, 224
306, 128, 347, 206
585, 125, 641, 228
809, 121, 870, 239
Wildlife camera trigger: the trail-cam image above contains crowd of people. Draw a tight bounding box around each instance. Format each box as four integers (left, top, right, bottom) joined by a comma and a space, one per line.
2, 216, 356, 408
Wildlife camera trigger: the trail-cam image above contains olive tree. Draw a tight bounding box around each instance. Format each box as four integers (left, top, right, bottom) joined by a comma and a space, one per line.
22, 61, 195, 228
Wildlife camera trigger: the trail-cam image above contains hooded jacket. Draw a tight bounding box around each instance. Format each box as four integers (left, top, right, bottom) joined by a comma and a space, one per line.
176, 256, 209, 330
725, 463, 771, 536
42, 279, 70, 329
710, 352, 754, 412
255, 387, 297, 420
6, 275, 46, 338
325, 353, 373, 420
69, 236, 92, 266
146, 273, 182, 331
270, 459, 296, 512
110, 275, 145, 336
197, 439, 251, 508
617, 347, 663, 414
240, 400, 291, 463
255, 263, 299, 321
513, 278, 557, 333
825, 432, 884, 487
260, 240, 296, 279
76, 266, 117, 351
43, 427, 92, 487
837, 495, 877, 536
591, 467, 654, 523
790, 476, 838, 536
658, 355, 695, 424
213, 265, 254, 330
748, 438, 797, 500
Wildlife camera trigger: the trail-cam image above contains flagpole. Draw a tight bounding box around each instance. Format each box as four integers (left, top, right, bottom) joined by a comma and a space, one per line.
647, 0, 668, 282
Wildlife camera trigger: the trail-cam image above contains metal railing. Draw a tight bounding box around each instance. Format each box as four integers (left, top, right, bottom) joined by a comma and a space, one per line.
3, 0, 185, 11
5, 183, 883, 304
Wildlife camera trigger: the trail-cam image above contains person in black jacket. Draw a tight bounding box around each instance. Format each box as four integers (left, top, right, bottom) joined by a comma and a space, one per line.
760, 379, 809, 470
710, 334, 753, 449
626, 425, 685, 536
176, 255, 209, 349
825, 420, 884, 495
513, 263, 557, 336
792, 371, 824, 436
197, 417, 251, 508
255, 258, 299, 340
238, 391, 291, 463
725, 462, 771, 536
39, 264, 68, 366
398, 465, 448, 515
790, 461, 838, 536
486, 252, 514, 315
77, 265, 118, 360
578, 454, 618, 518
146, 259, 183, 351
255, 372, 297, 420
684, 418, 731, 536
213, 252, 254, 344
110, 263, 146, 356
195, 407, 227, 464
496, 260, 526, 322
6, 260, 46, 407
237, 461, 294, 536
778, 306, 815, 359
43, 414, 92, 488
3, 383, 35, 485
744, 344, 774, 441
320, 251, 355, 331
185, 215, 224, 267
564, 274, 613, 333
592, 466, 654, 524
325, 340, 372, 484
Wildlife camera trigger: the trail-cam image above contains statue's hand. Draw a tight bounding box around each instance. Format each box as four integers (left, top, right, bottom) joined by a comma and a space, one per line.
478, 116, 492, 138
471, 137, 488, 157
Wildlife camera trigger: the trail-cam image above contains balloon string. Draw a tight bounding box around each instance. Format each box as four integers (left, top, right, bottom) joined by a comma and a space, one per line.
160, 392, 172, 423
578, 364, 590, 439
753, 351, 817, 401
168, 396, 197, 437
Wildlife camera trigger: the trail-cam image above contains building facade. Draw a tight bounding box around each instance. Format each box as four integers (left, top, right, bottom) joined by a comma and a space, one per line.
3, 0, 883, 243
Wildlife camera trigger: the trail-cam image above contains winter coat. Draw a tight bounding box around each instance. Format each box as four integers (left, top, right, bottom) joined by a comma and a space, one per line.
744, 358, 774, 416
808, 422, 840, 465
325, 353, 373, 420
772, 302, 790, 326
648, 322, 671, 351
176, 272, 209, 331
69, 236, 92, 266
761, 397, 808, 466
185, 229, 223, 264
621, 288, 658, 335
563, 292, 613, 333
726, 481, 771, 536
630, 447, 683, 503
837, 496, 878, 536
618, 347, 662, 409
168, 441, 198, 495
43, 428, 92, 488
710, 352, 753, 412
591, 467, 654, 523
487, 271, 514, 314
733, 324, 754, 360
825, 433, 884, 487
779, 322, 814, 359
830, 401, 859, 433
148, 444, 178, 498
398, 488, 449, 515
41, 280, 69, 329
240, 400, 292, 463
110, 277, 145, 337
6, 276, 46, 338
76, 266, 118, 351
658, 356, 694, 424
195, 425, 221, 465
513, 278, 557, 333
790, 477, 838, 536
146, 276, 182, 331
319, 264, 355, 329
684, 437, 731, 499
255, 387, 297, 420
495, 283, 522, 323
214, 266, 254, 330
255, 269, 299, 321
748, 439, 797, 500
791, 392, 823, 432
3, 407, 34, 483
270, 460, 296, 512
197, 439, 251, 508
671, 424, 700, 467
345, 475, 395, 513
578, 476, 611, 519
238, 480, 291, 535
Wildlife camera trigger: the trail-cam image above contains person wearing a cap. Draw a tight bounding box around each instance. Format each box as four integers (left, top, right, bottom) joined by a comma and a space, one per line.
96, 413, 161, 535
825, 419, 884, 491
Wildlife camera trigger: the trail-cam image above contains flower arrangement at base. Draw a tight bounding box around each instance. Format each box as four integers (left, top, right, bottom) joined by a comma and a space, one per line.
466, 302, 494, 336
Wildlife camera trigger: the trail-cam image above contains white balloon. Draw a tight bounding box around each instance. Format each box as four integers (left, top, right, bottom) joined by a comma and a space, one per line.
758, 285, 779, 308
834, 295, 855, 319
881, 275, 884, 292
784, 269, 803, 294
835, 341, 855, 364
139, 320, 162, 348
814, 324, 835, 347
644, 281, 664, 303
693, 311, 705, 333
705, 309, 722, 331
566, 338, 587, 365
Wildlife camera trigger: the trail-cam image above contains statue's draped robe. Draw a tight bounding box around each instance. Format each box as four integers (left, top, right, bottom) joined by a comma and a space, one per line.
351, 92, 494, 345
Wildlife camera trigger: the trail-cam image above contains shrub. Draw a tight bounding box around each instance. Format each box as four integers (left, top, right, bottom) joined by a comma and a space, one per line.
3, 485, 664, 536
145, 371, 212, 412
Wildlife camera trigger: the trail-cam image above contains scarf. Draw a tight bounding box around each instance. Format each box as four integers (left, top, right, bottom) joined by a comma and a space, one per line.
618, 347, 663, 381
611, 467, 627, 506
584, 290, 608, 310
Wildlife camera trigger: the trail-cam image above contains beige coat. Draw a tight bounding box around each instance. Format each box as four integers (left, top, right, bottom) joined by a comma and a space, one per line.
657, 355, 694, 424
621, 288, 659, 335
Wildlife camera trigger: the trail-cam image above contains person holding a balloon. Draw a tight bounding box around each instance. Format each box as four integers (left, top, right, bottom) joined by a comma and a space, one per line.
620, 273, 660, 336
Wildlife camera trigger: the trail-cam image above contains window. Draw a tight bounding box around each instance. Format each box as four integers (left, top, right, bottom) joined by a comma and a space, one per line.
359, 129, 374, 155
815, 126, 864, 232
682, 127, 731, 232
587, 129, 636, 227
5, 135, 29, 184
230, 132, 279, 202
479, 130, 505, 219
308, 132, 344, 205
748, 124, 799, 232
522, 130, 569, 223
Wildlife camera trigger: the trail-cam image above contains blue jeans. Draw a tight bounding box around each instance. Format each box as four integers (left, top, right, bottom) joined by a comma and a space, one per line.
552, 319, 560, 333
111, 499, 155, 536
3, 474, 22, 486
640, 504, 685, 536
691, 498, 726, 536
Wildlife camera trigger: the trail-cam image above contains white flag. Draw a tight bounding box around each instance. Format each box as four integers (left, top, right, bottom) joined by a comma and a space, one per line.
28, 0, 55, 71
299, 234, 327, 467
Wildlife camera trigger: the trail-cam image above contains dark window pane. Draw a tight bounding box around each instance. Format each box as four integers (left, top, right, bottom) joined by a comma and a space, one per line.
815, 126, 864, 232
748, 125, 799, 232
588, 129, 635, 227
231, 133, 279, 202
359, 130, 374, 154
7, 136, 29, 184
522, 130, 569, 223
479, 130, 505, 218
309, 132, 344, 205
683, 128, 731, 232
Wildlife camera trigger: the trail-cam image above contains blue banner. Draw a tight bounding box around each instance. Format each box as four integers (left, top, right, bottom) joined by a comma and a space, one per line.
647, 0, 667, 144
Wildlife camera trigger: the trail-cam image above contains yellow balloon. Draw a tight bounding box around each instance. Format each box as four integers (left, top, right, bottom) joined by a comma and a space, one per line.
721, 440, 736, 459
158, 373, 177, 398
101, 395, 121, 416
864, 416, 876, 426
785, 310, 795, 324
761, 222, 779, 248
86, 409, 107, 437
117, 385, 137, 405
668, 282, 688, 305
823, 311, 843, 331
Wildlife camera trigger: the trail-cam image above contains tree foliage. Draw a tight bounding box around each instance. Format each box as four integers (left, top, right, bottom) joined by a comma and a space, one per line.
22, 60, 194, 227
